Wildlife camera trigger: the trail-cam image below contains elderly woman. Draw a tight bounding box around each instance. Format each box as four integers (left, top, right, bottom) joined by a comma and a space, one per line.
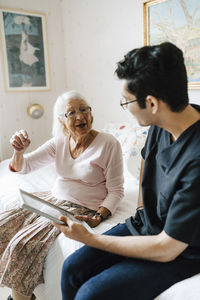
0, 91, 124, 300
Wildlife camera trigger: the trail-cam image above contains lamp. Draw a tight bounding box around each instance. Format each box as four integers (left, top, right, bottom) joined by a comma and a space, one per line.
27, 104, 44, 119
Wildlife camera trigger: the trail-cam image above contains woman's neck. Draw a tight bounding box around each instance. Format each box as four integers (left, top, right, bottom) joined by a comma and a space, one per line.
70, 130, 95, 146
69, 130, 99, 159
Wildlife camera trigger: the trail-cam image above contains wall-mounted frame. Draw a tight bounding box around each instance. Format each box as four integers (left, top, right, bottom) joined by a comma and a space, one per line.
0, 7, 50, 92
143, 0, 200, 89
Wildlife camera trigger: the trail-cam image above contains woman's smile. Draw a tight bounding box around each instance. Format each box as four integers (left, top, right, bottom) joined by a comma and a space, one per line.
75, 122, 87, 128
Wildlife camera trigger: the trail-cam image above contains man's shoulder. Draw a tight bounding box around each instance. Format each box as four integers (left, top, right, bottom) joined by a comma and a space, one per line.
147, 125, 164, 142
191, 103, 200, 112
186, 124, 200, 157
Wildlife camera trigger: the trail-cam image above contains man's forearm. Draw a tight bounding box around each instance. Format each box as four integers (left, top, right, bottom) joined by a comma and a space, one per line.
86, 231, 187, 263
54, 219, 188, 264
87, 234, 162, 261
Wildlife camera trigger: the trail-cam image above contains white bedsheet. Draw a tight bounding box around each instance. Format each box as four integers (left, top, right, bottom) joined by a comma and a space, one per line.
0, 159, 200, 300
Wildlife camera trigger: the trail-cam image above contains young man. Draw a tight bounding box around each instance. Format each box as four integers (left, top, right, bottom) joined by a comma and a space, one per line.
54, 42, 200, 300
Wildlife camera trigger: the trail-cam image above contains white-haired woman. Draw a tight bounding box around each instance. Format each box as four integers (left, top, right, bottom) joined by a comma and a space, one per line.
0, 91, 124, 300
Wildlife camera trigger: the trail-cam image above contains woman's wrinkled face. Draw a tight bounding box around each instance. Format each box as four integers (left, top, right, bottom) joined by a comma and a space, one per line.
63, 98, 93, 138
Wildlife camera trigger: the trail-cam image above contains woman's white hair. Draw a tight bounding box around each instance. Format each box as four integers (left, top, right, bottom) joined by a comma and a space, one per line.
52, 90, 88, 137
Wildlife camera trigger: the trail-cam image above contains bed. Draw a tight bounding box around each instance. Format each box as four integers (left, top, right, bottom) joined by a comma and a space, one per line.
0, 123, 200, 300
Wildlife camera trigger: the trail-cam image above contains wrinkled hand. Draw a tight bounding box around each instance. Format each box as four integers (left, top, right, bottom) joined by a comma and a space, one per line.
53, 216, 93, 243
10, 129, 31, 154
75, 215, 101, 228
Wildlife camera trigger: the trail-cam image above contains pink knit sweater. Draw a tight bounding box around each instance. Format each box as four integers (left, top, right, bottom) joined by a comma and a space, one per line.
19, 133, 124, 213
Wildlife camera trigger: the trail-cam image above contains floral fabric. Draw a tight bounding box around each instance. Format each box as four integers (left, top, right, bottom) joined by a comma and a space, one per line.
0, 191, 95, 296
103, 123, 149, 180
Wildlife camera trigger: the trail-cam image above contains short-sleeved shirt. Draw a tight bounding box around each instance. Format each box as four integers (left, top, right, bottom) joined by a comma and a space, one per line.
126, 104, 200, 259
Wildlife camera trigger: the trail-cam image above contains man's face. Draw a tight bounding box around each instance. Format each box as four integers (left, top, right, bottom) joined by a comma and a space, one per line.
122, 87, 153, 127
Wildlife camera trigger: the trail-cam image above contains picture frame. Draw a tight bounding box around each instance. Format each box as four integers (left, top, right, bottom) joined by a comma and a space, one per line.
0, 7, 50, 92
143, 0, 200, 89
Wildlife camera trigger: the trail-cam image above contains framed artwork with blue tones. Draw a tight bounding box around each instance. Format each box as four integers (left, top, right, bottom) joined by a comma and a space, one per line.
143, 0, 200, 89
0, 7, 50, 91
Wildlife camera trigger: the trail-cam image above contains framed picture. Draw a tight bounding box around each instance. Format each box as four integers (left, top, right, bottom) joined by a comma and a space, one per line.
143, 0, 200, 89
0, 7, 50, 91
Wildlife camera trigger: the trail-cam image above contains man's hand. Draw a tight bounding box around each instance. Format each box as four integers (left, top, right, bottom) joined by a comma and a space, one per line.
75, 215, 101, 228
53, 216, 93, 243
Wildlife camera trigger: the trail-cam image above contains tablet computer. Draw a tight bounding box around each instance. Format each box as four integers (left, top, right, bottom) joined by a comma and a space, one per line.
19, 188, 94, 232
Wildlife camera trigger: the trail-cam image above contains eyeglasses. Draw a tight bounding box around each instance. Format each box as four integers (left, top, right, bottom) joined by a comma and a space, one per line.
59, 106, 91, 119
120, 97, 137, 110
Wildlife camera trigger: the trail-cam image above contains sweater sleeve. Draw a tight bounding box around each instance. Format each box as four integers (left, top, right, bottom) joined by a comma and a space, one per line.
18, 138, 56, 174
101, 139, 124, 214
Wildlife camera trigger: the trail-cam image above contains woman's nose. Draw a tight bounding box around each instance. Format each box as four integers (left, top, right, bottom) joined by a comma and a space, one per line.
75, 111, 84, 119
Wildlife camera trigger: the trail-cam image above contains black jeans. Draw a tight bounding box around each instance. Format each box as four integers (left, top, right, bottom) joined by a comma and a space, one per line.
61, 223, 200, 300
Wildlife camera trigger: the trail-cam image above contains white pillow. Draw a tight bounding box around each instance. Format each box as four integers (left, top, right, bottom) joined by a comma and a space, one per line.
102, 123, 148, 180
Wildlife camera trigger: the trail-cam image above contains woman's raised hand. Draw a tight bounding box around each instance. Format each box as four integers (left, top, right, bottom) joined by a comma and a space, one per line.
10, 129, 31, 154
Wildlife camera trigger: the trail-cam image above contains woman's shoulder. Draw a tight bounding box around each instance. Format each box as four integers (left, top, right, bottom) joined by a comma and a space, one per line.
94, 132, 120, 151
54, 134, 68, 144
97, 132, 119, 144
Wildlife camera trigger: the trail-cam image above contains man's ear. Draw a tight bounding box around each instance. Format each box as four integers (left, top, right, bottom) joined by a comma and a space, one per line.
146, 95, 159, 114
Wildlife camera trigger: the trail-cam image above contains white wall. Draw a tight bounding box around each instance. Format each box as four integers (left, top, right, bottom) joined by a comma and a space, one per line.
61, 0, 144, 131
0, 0, 200, 159
61, 0, 200, 131
0, 0, 67, 159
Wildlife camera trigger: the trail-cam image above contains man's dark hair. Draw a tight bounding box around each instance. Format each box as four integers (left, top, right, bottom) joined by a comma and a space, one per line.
115, 42, 189, 112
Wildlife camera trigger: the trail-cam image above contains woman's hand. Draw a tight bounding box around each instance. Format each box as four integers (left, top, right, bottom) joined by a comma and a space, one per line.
75, 215, 101, 228
53, 216, 93, 243
10, 129, 31, 154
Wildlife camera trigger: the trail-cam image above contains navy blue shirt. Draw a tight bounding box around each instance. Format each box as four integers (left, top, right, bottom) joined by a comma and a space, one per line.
126, 104, 200, 259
